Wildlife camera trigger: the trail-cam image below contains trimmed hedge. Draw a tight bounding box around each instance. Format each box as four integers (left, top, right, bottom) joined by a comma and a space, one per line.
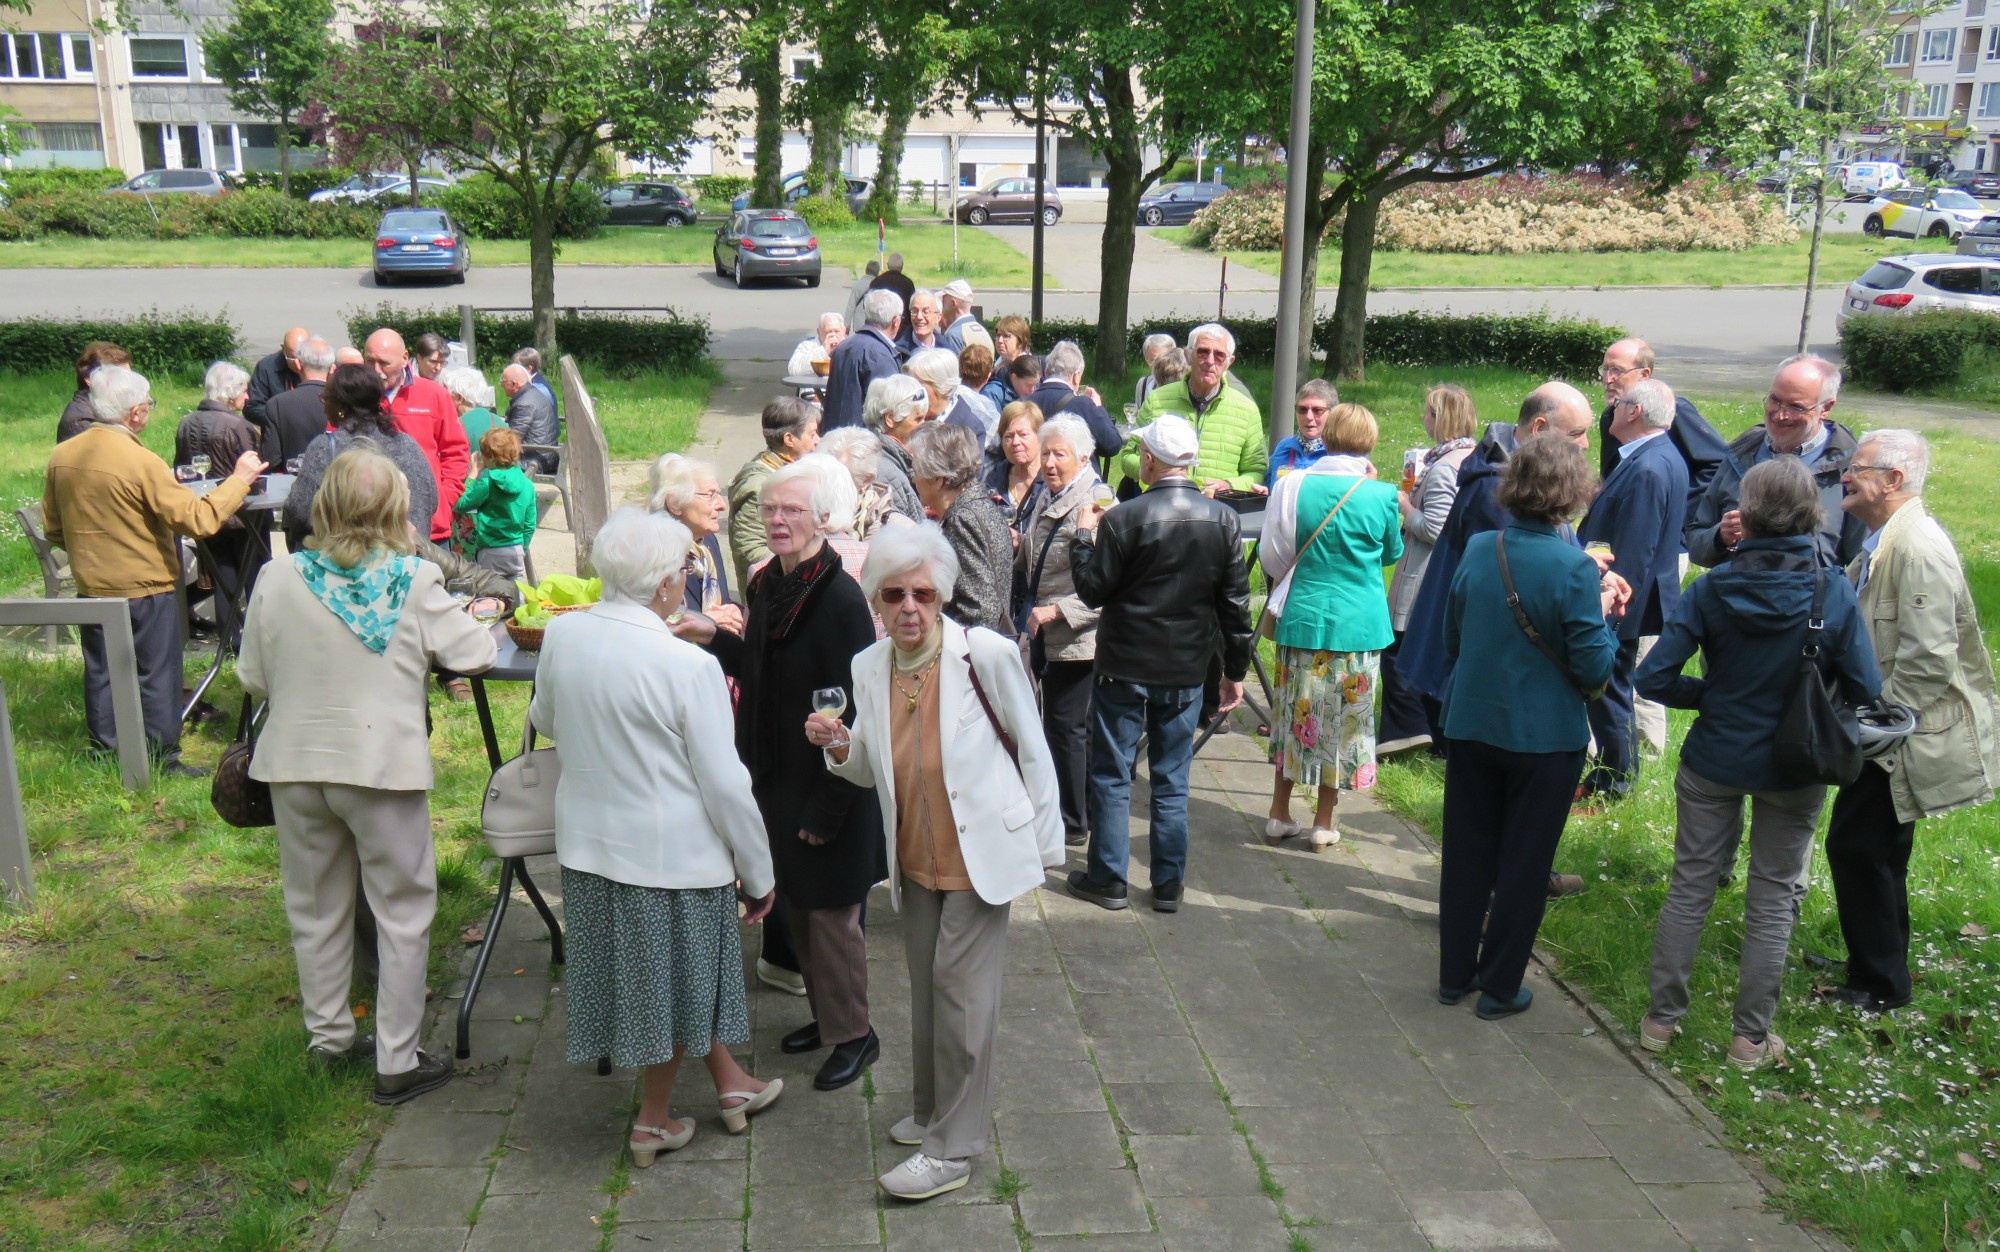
1030, 310, 1621, 378
0, 189, 379, 241
232, 166, 365, 201
436, 176, 607, 242
0, 167, 126, 198
1839, 309, 1997, 392
344, 304, 710, 377
693, 175, 752, 203
0, 312, 240, 375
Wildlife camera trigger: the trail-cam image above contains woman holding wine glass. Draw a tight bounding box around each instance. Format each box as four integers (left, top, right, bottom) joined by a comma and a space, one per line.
805, 523, 1063, 1201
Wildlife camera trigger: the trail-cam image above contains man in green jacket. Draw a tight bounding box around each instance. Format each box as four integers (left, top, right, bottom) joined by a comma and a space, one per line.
1119, 323, 1268, 494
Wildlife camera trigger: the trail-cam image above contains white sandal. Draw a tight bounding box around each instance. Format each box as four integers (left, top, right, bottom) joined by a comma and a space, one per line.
629, 1118, 695, 1168
719, 1078, 784, 1134
1308, 827, 1340, 853
1263, 818, 1300, 846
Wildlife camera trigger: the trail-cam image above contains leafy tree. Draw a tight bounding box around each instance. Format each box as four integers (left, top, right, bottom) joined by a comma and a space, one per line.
859, 5, 966, 225
730, 0, 791, 208
201, 0, 333, 194
313, 22, 454, 207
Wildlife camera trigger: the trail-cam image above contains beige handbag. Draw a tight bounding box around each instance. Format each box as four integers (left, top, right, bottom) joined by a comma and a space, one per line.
482, 717, 560, 859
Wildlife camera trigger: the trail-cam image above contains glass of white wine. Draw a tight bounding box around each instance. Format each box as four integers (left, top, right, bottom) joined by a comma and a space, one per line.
190, 453, 212, 479
811, 686, 849, 749
1089, 481, 1117, 510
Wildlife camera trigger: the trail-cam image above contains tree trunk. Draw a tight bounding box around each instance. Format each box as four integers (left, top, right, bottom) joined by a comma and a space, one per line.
407, 159, 419, 208
866, 98, 914, 224
1094, 66, 1145, 381
808, 104, 847, 198
1327, 186, 1381, 382
529, 208, 559, 365
749, 35, 784, 208
1292, 143, 1332, 384
1798, 137, 1835, 354
276, 112, 292, 195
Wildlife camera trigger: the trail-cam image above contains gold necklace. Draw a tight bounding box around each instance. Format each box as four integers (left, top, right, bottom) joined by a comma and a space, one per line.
892, 654, 941, 711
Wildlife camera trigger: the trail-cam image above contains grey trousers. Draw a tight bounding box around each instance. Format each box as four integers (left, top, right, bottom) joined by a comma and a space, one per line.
791, 900, 870, 1045
80, 590, 183, 759
902, 880, 1009, 1161
1632, 635, 1668, 754
473, 544, 527, 581
1647, 764, 1826, 1043
272, 782, 437, 1076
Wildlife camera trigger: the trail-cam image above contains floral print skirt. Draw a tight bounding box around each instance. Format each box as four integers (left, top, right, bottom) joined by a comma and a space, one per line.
1270, 647, 1381, 791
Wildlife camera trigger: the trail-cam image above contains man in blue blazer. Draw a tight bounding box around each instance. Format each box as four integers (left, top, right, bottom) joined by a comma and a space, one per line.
822, 289, 904, 431
1577, 378, 1689, 802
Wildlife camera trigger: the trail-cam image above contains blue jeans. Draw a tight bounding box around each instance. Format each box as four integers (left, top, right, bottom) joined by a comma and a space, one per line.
1085, 677, 1203, 889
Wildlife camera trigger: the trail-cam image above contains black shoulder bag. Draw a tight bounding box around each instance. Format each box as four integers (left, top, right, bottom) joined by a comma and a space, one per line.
1495, 533, 1609, 702
1773, 571, 1864, 788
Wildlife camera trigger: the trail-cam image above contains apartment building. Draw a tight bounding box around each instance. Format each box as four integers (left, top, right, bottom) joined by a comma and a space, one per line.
1871, 0, 2000, 170
2, 0, 286, 174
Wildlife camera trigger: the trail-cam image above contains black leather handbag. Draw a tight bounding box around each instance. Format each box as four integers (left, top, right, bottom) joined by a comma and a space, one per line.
1773, 572, 1864, 788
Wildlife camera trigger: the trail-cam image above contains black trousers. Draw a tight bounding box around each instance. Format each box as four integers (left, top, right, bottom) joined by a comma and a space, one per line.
1825, 762, 1916, 1001
1041, 659, 1094, 840
1583, 638, 1640, 799
1378, 631, 1441, 747
1438, 737, 1585, 1000
762, 892, 800, 973
80, 590, 185, 760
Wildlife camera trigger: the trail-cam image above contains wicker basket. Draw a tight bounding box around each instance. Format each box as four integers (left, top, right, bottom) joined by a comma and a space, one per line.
505, 602, 592, 652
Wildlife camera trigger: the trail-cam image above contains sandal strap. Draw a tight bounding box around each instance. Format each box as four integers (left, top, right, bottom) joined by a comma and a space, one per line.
718, 1090, 760, 1102
632, 1123, 678, 1137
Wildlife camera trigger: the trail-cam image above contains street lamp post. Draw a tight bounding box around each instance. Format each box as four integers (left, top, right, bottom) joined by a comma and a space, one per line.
1268, 0, 1315, 448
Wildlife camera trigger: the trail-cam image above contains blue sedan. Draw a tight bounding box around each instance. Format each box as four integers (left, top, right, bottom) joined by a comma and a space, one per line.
373, 209, 469, 286
1136, 181, 1230, 226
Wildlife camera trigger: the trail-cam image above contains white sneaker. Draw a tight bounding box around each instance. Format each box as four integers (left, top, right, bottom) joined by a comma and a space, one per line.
756, 958, 807, 996
888, 1115, 926, 1146
878, 1151, 971, 1200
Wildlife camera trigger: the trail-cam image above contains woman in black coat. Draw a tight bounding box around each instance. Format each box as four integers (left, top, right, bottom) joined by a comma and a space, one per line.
709, 457, 886, 1092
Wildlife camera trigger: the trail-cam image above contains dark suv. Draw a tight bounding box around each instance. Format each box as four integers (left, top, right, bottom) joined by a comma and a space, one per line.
603, 182, 698, 226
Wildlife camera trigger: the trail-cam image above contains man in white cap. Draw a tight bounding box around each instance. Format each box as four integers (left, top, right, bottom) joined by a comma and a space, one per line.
1065, 414, 1255, 913
939, 280, 993, 354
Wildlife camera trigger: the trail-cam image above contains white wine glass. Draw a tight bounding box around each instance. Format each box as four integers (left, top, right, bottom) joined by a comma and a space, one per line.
1089, 481, 1117, 510
811, 686, 849, 749
190, 453, 212, 479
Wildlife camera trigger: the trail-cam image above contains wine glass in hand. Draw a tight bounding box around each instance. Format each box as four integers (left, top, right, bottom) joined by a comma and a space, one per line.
810, 687, 849, 749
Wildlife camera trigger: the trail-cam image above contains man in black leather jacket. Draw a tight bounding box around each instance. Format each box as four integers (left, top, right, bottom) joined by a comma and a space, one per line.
1064, 414, 1254, 914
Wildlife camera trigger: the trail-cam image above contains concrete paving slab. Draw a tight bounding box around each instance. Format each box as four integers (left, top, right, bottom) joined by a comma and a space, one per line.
609, 1219, 746, 1251
1592, 1123, 1754, 1186
744, 1180, 884, 1248
337, 1166, 490, 1233
1504, 1158, 1662, 1222
1014, 1167, 1153, 1237
372, 1110, 507, 1169
1148, 1194, 1293, 1251
993, 1109, 1127, 1172
463, 1190, 608, 1252
1106, 1082, 1236, 1137
1266, 1162, 1412, 1226
1404, 1189, 1562, 1249
1367, 1132, 1516, 1194
1466, 1101, 1612, 1161
619, 1157, 749, 1223
1544, 1218, 1695, 1251
883, 1202, 1020, 1252
1130, 1135, 1263, 1197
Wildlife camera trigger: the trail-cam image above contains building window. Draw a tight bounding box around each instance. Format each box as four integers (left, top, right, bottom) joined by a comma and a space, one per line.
1987, 25, 2000, 58
1980, 81, 2000, 115
68, 35, 92, 76
129, 35, 192, 79
1887, 31, 1914, 65
790, 56, 816, 81
2, 31, 76, 78
8, 121, 106, 168
1920, 82, 1952, 116
1921, 27, 1956, 62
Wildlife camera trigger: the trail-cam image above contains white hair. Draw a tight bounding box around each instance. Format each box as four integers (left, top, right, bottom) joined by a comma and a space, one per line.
766, 453, 859, 536
1857, 428, 1930, 495
1141, 332, 1177, 362
204, 360, 250, 406
295, 337, 336, 373
89, 364, 151, 423
1043, 340, 1086, 382
645, 452, 717, 515
817, 312, 846, 338
1187, 322, 1237, 357
1037, 414, 1094, 460
858, 520, 960, 603
818, 425, 882, 487
909, 288, 937, 309
1776, 352, 1842, 407
437, 365, 494, 410
1623, 378, 1677, 430
904, 347, 960, 394
592, 506, 692, 605
863, 375, 929, 433
861, 288, 902, 330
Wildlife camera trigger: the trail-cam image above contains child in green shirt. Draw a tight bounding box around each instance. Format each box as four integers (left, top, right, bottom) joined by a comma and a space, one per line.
454, 427, 539, 579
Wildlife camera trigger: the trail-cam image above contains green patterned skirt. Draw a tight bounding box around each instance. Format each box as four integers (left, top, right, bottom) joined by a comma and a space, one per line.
560, 869, 750, 1069
1270, 647, 1381, 791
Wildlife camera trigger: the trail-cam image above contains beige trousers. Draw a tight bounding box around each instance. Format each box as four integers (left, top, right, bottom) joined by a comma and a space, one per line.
272, 782, 436, 1077
790, 900, 871, 1045
902, 879, 1010, 1161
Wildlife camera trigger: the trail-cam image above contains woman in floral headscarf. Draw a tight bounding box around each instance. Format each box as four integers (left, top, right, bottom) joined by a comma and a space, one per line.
1257, 402, 1403, 853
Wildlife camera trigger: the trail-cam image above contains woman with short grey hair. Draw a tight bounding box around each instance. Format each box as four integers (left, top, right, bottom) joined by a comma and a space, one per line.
176, 358, 263, 599
859, 375, 928, 522
646, 453, 739, 625
437, 365, 500, 450
818, 426, 901, 539
907, 422, 1012, 633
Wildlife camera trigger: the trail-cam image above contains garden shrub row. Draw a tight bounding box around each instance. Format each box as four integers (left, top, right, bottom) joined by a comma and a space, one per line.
1030, 309, 1622, 379
0, 313, 239, 375
0, 167, 127, 198
344, 304, 710, 376
692, 175, 752, 203
433, 176, 607, 242
1839, 309, 2000, 393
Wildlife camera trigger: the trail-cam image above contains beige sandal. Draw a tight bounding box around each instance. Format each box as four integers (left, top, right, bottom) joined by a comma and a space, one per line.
1308, 827, 1340, 853
719, 1078, 783, 1134
1263, 818, 1299, 846
629, 1117, 695, 1168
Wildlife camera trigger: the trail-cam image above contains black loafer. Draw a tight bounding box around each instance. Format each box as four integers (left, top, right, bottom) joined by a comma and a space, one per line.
1066, 870, 1128, 911
372, 1049, 453, 1105
1151, 880, 1183, 913
814, 1029, 879, 1091
780, 1021, 824, 1054
1437, 983, 1476, 1006
309, 1034, 377, 1071
158, 760, 210, 779
1475, 988, 1534, 1020
1812, 985, 1911, 1015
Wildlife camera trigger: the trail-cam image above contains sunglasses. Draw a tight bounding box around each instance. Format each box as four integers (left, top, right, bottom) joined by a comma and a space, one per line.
878, 586, 938, 605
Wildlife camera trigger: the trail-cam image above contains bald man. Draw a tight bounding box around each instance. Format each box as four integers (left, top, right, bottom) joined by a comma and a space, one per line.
246, 326, 310, 430
365, 327, 469, 541
335, 346, 365, 366
1597, 337, 1727, 506
500, 362, 559, 473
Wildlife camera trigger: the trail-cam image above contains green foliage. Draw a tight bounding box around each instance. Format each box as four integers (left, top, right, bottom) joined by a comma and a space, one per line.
1838, 310, 1993, 392
0, 312, 240, 374
231, 166, 356, 200
692, 174, 752, 202
793, 194, 854, 230
200, 0, 334, 189
344, 304, 710, 376
437, 176, 608, 241
0, 189, 378, 241
0, 167, 125, 198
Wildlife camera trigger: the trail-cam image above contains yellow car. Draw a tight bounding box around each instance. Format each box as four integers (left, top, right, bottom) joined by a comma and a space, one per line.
1861, 187, 1988, 241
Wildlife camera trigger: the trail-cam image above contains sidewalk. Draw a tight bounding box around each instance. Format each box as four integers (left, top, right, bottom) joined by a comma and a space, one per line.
319, 714, 1834, 1252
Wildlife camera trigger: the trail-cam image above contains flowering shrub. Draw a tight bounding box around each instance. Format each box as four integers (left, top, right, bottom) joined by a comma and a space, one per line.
1185, 175, 1798, 254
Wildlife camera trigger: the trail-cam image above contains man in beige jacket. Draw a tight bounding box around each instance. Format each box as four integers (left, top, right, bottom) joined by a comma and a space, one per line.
1824, 429, 2000, 1014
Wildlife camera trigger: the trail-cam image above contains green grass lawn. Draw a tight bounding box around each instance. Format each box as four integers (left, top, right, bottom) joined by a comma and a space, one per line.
1159, 229, 1957, 289
0, 224, 1041, 288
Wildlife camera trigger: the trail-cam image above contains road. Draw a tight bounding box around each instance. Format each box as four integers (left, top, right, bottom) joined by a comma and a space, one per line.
3, 223, 1851, 378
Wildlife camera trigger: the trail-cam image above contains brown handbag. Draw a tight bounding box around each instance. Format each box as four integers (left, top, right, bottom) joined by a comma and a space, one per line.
210, 695, 275, 828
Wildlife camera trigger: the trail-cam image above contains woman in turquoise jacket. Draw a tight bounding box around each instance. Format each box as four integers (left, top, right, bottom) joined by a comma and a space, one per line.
1257, 403, 1403, 852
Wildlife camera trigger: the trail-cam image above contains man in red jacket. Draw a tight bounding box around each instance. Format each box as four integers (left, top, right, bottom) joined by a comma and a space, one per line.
365, 328, 469, 541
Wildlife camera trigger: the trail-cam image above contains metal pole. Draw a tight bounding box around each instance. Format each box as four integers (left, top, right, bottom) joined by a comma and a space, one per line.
460, 302, 477, 365
1033, 84, 1047, 324
1269, 0, 1315, 448
951, 133, 960, 267
0, 680, 32, 911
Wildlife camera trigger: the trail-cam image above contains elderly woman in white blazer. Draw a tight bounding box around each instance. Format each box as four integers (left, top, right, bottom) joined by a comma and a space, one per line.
239, 446, 497, 1105
805, 523, 1063, 1203
530, 507, 781, 1167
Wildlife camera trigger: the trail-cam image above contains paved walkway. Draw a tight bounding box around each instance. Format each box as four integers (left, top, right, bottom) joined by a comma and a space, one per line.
319, 713, 1833, 1252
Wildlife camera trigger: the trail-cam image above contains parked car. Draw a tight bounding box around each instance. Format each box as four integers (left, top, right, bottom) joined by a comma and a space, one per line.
1136, 181, 1230, 226
1861, 187, 1988, 241
712, 210, 821, 287
1839, 160, 1908, 199
730, 172, 873, 217
102, 169, 228, 197
1958, 215, 2000, 256
311, 173, 411, 203
1750, 160, 1823, 196
955, 178, 1062, 226
1944, 169, 2000, 199
372, 208, 469, 286
358, 178, 453, 206
603, 181, 698, 226
1835, 253, 2000, 329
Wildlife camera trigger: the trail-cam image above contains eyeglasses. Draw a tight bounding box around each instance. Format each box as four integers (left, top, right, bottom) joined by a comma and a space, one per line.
1844, 463, 1896, 476
693, 488, 725, 502
1764, 395, 1825, 419
1295, 403, 1329, 416
878, 586, 939, 605
1600, 364, 1642, 381
759, 503, 812, 521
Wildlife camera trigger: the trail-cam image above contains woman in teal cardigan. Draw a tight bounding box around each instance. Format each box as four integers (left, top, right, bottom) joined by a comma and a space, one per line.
1258, 402, 1403, 852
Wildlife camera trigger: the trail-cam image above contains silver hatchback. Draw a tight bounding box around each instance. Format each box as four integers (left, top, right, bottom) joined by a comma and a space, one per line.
712, 210, 822, 287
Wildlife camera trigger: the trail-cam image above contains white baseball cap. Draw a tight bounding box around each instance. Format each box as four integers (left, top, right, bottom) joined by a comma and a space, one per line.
1137, 414, 1199, 467
942, 278, 974, 301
